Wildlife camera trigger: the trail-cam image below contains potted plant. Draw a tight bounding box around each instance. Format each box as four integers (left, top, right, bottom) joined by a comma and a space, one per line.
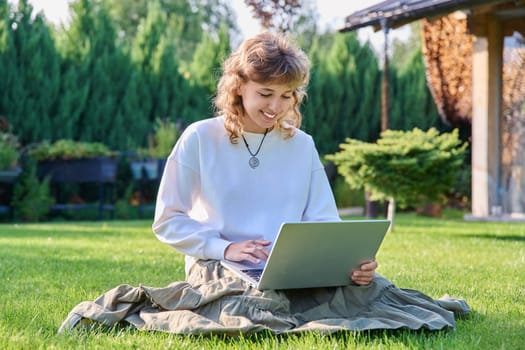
28, 139, 118, 220
29, 139, 117, 183
130, 118, 180, 180
130, 149, 161, 181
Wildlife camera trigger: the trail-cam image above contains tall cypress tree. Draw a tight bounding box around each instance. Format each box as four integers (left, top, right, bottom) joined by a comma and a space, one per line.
302, 33, 349, 155
389, 48, 444, 132
189, 23, 230, 95
117, 69, 151, 149
49, 59, 90, 141
0, 0, 15, 119
6, 0, 60, 143
184, 23, 231, 125
54, 0, 94, 143
303, 32, 381, 155
387, 24, 445, 133
131, 0, 166, 128
80, 2, 128, 146
131, 0, 165, 73
351, 40, 381, 142
149, 32, 191, 126
59, 0, 134, 149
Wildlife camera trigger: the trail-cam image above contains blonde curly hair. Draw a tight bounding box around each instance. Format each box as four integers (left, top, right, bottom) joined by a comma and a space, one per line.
213, 32, 310, 143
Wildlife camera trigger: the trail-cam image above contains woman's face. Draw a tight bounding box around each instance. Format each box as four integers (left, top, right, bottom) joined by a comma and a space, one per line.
239, 80, 295, 133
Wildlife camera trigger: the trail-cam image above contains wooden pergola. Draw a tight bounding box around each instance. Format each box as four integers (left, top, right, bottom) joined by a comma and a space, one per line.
340, 0, 525, 220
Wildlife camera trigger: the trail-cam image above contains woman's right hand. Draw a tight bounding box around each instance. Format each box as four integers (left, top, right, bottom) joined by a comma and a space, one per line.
224, 239, 272, 264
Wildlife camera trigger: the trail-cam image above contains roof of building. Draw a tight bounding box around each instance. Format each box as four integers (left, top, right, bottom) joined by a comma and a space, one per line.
339, 0, 512, 32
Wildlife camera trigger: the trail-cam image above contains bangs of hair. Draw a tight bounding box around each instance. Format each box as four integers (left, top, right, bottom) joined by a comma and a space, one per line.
243, 55, 307, 88
238, 33, 309, 89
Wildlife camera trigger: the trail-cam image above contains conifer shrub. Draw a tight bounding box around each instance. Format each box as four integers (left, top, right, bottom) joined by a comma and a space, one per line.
11, 158, 54, 222
0, 117, 21, 170
327, 128, 467, 210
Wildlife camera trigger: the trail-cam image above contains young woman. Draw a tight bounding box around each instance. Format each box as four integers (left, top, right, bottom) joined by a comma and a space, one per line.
60, 32, 469, 335
152, 31, 377, 285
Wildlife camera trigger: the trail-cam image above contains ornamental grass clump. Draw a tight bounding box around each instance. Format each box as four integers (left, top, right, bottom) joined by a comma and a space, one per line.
327, 128, 467, 228
137, 118, 181, 159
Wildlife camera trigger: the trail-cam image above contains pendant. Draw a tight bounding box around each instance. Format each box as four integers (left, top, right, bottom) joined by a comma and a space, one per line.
249, 156, 260, 169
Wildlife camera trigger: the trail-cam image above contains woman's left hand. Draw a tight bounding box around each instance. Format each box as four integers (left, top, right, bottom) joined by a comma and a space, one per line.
350, 259, 377, 286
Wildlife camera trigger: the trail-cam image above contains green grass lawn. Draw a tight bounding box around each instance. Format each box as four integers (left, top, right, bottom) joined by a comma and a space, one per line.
0, 211, 524, 349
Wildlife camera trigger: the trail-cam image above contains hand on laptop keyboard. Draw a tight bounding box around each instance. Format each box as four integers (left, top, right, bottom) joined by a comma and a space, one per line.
225, 239, 272, 264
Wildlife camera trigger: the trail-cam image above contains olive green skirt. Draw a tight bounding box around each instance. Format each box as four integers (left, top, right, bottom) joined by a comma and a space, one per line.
59, 260, 470, 335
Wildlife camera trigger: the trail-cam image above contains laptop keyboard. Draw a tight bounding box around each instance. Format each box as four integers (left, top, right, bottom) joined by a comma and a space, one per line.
241, 269, 264, 282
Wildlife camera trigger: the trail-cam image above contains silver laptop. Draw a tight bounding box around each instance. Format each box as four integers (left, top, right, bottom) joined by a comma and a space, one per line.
221, 219, 390, 290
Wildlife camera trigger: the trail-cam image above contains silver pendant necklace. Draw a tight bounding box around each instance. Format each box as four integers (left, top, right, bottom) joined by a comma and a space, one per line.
241, 128, 269, 169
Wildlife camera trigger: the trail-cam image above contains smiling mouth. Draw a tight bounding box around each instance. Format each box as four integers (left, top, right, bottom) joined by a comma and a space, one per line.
262, 111, 276, 119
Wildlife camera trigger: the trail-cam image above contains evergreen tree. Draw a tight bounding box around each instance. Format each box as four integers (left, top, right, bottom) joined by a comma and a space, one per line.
6, 0, 60, 143
389, 23, 421, 70
53, 0, 94, 142
189, 23, 230, 95
11, 157, 54, 222
148, 30, 191, 132
117, 70, 151, 149
0, 0, 450, 158
129, 0, 176, 146
49, 59, 90, 141
301, 35, 325, 145
387, 22, 445, 133
302, 32, 381, 155
0, 0, 15, 118
302, 33, 346, 154
130, 0, 165, 131
131, 0, 165, 73
327, 128, 467, 226
60, 0, 134, 149
99, 0, 238, 63
389, 48, 444, 132
349, 39, 382, 142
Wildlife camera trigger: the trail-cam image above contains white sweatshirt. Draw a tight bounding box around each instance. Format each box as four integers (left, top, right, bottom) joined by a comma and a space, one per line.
152, 116, 340, 273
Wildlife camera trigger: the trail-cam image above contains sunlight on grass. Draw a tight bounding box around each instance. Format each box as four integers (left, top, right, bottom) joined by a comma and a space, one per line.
0, 212, 523, 349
